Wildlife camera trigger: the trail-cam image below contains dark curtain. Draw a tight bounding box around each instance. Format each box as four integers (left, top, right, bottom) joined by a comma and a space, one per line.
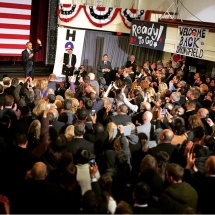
0, 0, 49, 62
30, 0, 49, 62
81, 30, 162, 75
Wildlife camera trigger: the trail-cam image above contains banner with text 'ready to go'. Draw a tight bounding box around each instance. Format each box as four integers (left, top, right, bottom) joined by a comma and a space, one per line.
175, 26, 208, 59
129, 20, 167, 51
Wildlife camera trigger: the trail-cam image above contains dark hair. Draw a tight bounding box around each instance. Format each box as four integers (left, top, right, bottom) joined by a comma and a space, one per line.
166, 163, 184, 181
76, 148, 90, 164
85, 99, 93, 109
59, 163, 78, 191
173, 118, 186, 135
93, 122, 104, 134
14, 131, 27, 145
51, 134, 67, 152
133, 182, 151, 204
12, 77, 19, 86
64, 99, 72, 110
76, 108, 88, 120
48, 94, 56, 104
83, 75, 90, 84
115, 150, 128, 166
74, 121, 85, 136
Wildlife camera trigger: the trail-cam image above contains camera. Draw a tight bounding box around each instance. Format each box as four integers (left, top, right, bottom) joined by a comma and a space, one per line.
161, 108, 167, 116
91, 109, 96, 116
89, 158, 96, 167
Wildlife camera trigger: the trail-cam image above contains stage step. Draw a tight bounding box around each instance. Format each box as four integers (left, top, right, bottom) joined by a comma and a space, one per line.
0, 63, 53, 80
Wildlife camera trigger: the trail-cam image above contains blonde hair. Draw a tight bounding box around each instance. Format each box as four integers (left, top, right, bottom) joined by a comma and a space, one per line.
71, 98, 79, 114
32, 99, 47, 117
28, 120, 41, 139
106, 122, 117, 143
3, 77, 11, 86
188, 114, 204, 130
32, 79, 40, 89
158, 82, 168, 93
146, 87, 157, 98
40, 78, 48, 90
65, 89, 74, 100
49, 73, 56, 80
56, 95, 64, 103
64, 125, 75, 141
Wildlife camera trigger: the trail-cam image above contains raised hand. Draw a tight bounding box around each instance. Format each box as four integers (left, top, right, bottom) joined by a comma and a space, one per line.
37, 38, 42, 45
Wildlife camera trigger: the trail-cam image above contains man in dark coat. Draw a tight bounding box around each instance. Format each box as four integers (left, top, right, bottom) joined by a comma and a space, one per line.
22, 39, 42, 79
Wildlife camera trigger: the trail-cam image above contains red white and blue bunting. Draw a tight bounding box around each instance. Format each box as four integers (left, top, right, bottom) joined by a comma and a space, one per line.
83, 6, 120, 27
120, 8, 147, 29
58, 4, 83, 22
57, 4, 149, 29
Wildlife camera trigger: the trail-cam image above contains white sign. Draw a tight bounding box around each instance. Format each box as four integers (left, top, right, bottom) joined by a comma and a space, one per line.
53, 27, 86, 76
175, 26, 208, 59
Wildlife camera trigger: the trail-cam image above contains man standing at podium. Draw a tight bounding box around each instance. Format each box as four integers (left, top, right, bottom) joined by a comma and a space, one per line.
22, 39, 42, 79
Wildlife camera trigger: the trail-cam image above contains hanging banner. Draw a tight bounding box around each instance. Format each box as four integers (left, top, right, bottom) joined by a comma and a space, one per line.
120, 8, 147, 29
53, 27, 85, 76
58, 4, 83, 22
175, 26, 208, 59
83, 6, 120, 27
130, 20, 167, 51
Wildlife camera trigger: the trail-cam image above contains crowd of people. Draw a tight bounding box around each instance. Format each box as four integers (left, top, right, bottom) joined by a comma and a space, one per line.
0, 55, 215, 214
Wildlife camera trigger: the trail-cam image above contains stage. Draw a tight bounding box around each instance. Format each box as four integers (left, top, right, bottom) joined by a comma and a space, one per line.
0, 62, 53, 80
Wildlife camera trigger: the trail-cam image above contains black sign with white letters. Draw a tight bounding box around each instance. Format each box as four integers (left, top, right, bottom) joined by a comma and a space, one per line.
130, 20, 167, 51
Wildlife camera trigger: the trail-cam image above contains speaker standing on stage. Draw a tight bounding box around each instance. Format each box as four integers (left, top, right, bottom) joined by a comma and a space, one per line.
22, 39, 42, 79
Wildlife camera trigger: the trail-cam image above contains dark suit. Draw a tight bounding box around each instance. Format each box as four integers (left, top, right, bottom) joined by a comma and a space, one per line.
22, 45, 42, 78
63, 53, 76, 75
74, 69, 87, 85
148, 142, 179, 163
66, 137, 95, 163
110, 114, 131, 126
97, 60, 112, 85
123, 75, 132, 89
125, 60, 137, 81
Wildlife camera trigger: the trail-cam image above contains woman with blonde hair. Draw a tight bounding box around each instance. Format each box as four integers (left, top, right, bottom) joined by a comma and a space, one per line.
64, 125, 75, 141
70, 98, 79, 114
106, 122, 118, 144
40, 78, 49, 98
32, 99, 48, 119
27, 119, 41, 151
65, 89, 75, 100
158, 82, 168, 93
187, 114, 205, 141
